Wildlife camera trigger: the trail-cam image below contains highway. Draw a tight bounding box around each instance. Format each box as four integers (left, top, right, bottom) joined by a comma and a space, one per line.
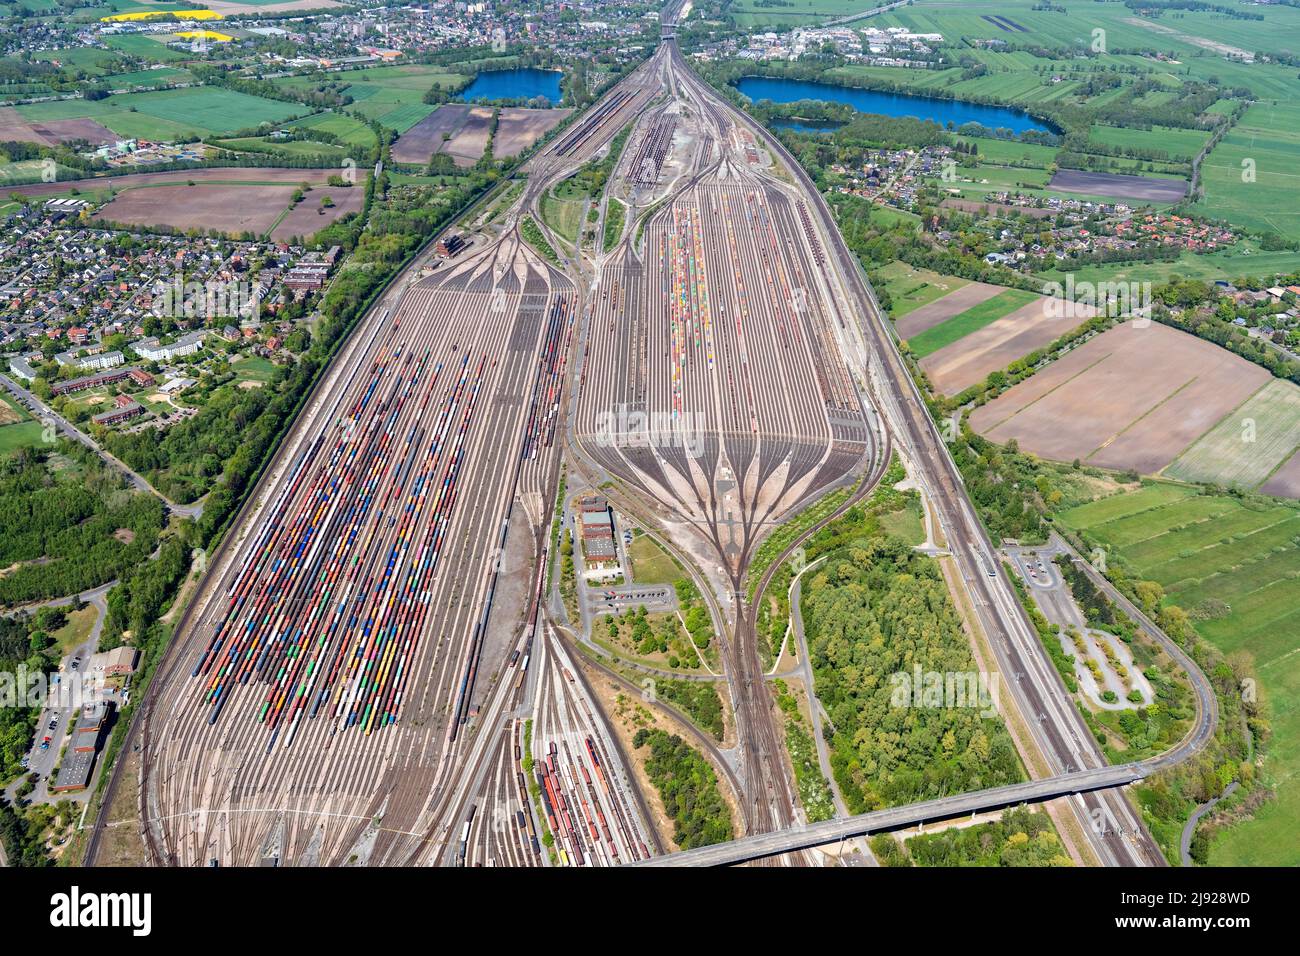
625, 37, 1218, 867
85, 5, 1220, 869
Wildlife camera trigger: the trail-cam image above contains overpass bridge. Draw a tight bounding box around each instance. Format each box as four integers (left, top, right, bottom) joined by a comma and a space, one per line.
632, 764, 1147, 867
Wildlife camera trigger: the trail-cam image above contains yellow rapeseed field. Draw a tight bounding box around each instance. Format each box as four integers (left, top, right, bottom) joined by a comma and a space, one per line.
101, 9, 224, 22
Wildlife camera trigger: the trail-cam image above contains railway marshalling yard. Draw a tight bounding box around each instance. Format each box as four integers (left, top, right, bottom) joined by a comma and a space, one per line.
109, 24, 1215, 871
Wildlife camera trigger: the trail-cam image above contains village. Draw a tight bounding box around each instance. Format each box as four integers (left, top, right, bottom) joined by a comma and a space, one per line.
0, 202, 339, 438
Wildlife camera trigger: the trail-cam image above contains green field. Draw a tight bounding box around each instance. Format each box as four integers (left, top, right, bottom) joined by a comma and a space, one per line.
287, 111, 378, 149
15, 86, 303, 141
29, 46, 123, 75
0, 421, 45, 452
603, 197, 625, 253
958, 135, 1057, 168
231, 355, 275, 384
878, 497, 926, 545
1058, 484, 1300, 865
100, 67, 190, 90
540, 188, 583, 245
1054, 482, 1198, 530
1165, 379, 1300, 490
1201, 101, 1300, 243
1088, 124, 1209, 162
1033, 241, 1300, 287
276, 65, 463, 132
0, 160, 77, 185
875, 261, 969, 318
907, 287, 1038, 357
109, 87, 302, 134
102, 34, 188, 61
214, 135, 350, 159
729, 0, 882, 28
627, 534, 680, 585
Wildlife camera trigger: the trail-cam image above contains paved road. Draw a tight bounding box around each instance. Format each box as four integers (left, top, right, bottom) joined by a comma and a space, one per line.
653, 38, 1216, 868
1181, 781, 1237, 866
0, 373, 203, 518
3, 583, 113, 806
633, 761, 1150, 866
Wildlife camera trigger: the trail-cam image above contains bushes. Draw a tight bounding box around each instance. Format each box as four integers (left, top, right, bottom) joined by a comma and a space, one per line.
905, 806, 1073, 867
655, 679, 724, 741
632, 728, 732, 849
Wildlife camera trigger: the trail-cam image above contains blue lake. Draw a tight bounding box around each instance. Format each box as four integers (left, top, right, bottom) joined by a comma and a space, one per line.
459, 68, 563, 105
736, 76, 1052, 135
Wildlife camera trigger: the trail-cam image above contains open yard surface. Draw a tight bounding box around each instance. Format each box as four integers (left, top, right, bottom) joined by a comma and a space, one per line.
441, 107, 494, 167
1058, 484, 1300, 866
493, 107, 570, 158
919, 292, 1094, 395
389, 104, 565, 167
95, 180, 297, 233
1047, 169, 1187, 202
1165, 379, 1300, 494
270, 183, 364, 241
6, 166, 362, 238
11, 165, 346, 199
970, 321, 1270, 473
391, 104, 475, 165
0, 106, 117, 148
1261, 448, 1300, 499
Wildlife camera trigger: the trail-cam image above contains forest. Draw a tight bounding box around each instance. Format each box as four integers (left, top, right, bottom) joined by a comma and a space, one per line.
0, 444, 163, 605
801, 529, 1023, 813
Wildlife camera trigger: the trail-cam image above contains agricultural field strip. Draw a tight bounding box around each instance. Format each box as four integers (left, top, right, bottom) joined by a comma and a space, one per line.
1165, 380, 1300, 490
907, 287, 1039, 357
